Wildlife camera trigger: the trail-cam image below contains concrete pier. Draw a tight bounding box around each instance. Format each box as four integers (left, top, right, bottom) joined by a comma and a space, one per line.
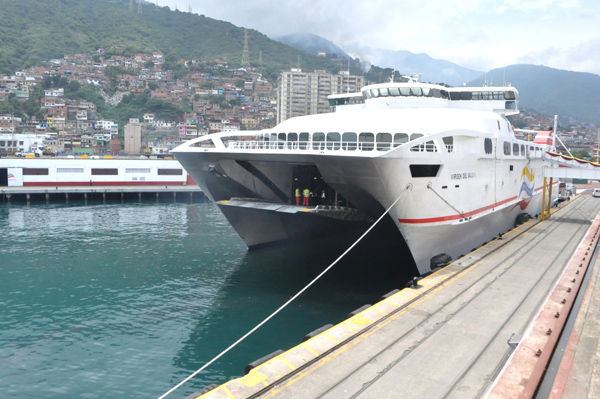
0, 185, 204, 204
187, 195, 600, 399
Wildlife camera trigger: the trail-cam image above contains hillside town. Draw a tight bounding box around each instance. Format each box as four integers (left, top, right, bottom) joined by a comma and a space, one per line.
0, 48, 598, 159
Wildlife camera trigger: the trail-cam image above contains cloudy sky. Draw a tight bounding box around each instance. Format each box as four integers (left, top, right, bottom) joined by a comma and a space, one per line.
157, 0, 600, 75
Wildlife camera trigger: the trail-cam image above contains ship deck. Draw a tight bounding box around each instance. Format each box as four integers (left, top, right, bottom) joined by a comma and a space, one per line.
185, 192, 600, 399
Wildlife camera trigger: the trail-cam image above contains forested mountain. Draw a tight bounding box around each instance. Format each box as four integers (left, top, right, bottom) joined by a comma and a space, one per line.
1, 0, 599, 126
468, 65, 600, 126
0, 0, 341, 77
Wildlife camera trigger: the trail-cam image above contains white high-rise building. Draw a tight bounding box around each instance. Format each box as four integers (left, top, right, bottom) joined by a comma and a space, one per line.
124, 118, 142, 155
277, 69, 364, 123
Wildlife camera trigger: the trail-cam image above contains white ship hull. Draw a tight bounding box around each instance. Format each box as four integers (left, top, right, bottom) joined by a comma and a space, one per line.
173, 81, 556, 275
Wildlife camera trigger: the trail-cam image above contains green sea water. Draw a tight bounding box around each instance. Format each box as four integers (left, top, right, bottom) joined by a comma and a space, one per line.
0, 201, 408, 398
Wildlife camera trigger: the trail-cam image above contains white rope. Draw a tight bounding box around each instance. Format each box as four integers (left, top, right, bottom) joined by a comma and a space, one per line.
157, 187, 409, 399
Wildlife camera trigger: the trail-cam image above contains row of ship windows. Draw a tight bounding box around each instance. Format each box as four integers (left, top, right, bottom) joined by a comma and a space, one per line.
21, 168, 183, 176
362, 87, 518, 101
254, 132, 426, 151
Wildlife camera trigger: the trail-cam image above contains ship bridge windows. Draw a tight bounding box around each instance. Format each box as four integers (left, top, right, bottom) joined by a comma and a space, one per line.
362, 86, 441, 99
503, 141, 511, 155
388, 87, 401, 96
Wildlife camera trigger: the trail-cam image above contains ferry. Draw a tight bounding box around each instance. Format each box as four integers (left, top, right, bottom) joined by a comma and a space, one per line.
0, 158, 192, 187
172, 77, 556, 275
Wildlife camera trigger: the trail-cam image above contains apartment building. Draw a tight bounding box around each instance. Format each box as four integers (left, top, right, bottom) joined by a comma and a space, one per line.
277, 69, 364, 123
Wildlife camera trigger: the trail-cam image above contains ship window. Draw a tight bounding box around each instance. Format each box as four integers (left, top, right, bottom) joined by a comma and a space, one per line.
376, 133, 392, 151
521, 145, 525, 156
326, 132, 341, 150
158, 169, 183, 175
359, 132, 374, 151
379, 88, 389, 97
505, 91, 516, 100
363, 90, 371, 100
484, 138, 493, 154
126, 168, 150, 173
400, 87, 411, 96
494, 91, 504, 100
482, 92, 492, 100
513, 143, 519, 155
23, 168, 49, 175
443, 136, 454, 152
312, 132, 325, 150
441, 90, 449, 99
342, 132, 357, 150
503, 141, 511, 155
422, 88, 432, 97
299, 132, 309, 150
410, 133, 424, 141
394, 133, 408, 147
460, 91, 472, 100
411, 87, 423, 96
92, 168, 118, 175
389, 87, 400, 96
278, 133, 286, 149
270, 133, 277, 149
432, 89, 441, 98
410, 164, 441, 178
472, 92, 482, 100
370, 89, 380, 98
287, 132, 298, 150
192, 138, 216, 148
450, 92, 461, 100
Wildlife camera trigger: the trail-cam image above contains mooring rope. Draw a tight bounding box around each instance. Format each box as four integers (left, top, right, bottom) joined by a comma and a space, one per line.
426, 182, 503, 238
157, 186, 410, 399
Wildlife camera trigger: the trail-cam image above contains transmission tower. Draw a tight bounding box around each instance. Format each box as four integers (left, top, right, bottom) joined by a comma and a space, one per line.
241, 27, 250, 68
129, 0, 134, 12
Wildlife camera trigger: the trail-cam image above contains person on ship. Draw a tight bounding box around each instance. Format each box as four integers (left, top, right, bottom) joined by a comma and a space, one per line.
295, 188, 301, 205
303, 188, 310, 206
